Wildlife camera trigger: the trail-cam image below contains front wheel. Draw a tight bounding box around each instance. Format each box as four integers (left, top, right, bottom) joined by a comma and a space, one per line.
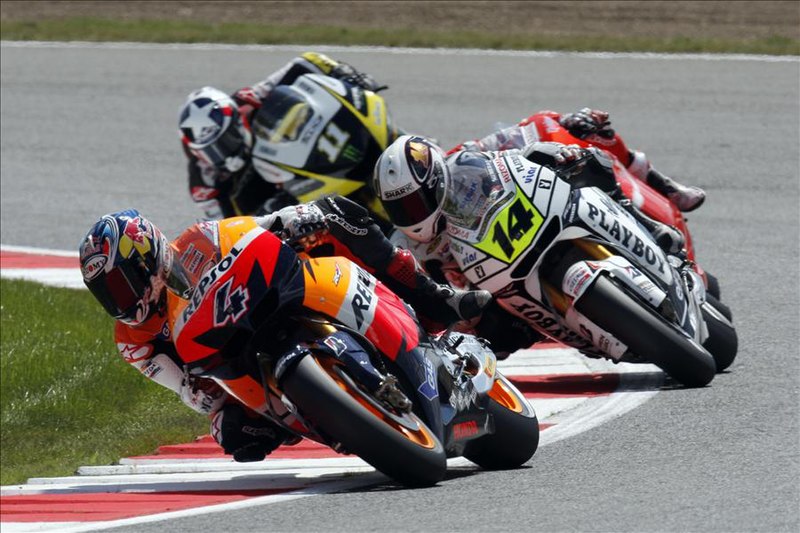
281, 355, 447, 487
575, 275, 716, 387
463, 375, 540, 470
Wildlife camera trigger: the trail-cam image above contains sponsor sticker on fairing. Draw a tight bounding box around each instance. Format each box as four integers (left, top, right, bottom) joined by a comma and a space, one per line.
452, 420, 479, 440
417, 356, 439, 401
323, 335, 348, 356
563, 262, 595, 299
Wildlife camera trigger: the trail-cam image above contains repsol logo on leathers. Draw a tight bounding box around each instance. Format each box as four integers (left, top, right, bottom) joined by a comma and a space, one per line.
182, 247, 241, 322
351, 266, 375, 330
585, 201, 666, 274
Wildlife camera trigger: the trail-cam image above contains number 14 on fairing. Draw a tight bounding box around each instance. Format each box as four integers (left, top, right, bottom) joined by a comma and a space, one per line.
475, 195, 544, 263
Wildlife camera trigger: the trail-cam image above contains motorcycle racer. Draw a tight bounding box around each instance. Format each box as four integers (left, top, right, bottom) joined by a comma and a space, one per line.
373, 135, 688, 357
79, 197, 489, 462
179, 52, 387, 221
449, 108, 706, 213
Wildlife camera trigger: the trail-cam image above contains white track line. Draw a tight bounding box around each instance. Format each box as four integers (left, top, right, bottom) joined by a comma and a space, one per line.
1, 40, 796, 63
0, 244, 78, 257
0, 268, 84, 289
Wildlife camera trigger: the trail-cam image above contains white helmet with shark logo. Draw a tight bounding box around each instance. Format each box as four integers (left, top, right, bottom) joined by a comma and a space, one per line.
372, 135, 449, 243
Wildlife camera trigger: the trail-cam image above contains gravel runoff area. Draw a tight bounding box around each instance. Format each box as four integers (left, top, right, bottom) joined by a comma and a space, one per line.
2, 1, 799, 43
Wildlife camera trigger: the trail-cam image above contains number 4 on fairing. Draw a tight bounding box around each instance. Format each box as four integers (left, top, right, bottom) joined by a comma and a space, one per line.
214, 279, 250, 327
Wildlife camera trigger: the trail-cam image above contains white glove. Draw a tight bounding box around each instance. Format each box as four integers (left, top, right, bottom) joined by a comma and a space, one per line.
522, 141, 584, 165
269, 204, 328, 244
180, 373, 228, 415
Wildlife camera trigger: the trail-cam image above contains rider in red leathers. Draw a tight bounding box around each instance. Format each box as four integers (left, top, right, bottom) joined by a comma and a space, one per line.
449, 108, 706, 212
80, 196, 488, 462
179, 52, 386, 220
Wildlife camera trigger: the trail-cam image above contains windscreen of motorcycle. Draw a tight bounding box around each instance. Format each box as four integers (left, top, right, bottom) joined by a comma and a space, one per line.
442, 151, 510, 231
252, 86, 313, 144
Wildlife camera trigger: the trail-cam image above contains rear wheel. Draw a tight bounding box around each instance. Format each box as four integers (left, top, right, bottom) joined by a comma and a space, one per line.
281, 355, 446, 487
575, 275, 716, 387
706, 292, 733, 321
701, 298, 738, 372
463, 375, 539, 470
705, 271, 721, 301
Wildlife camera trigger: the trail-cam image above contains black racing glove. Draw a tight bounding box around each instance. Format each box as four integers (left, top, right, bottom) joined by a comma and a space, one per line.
425, 282, 493, 322
212, 403, 293, 462
331, 62, 388, 92
560, 108, 616, 140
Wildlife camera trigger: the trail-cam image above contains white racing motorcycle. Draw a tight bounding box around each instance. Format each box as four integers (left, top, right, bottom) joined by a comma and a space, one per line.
443, 149, 737, 387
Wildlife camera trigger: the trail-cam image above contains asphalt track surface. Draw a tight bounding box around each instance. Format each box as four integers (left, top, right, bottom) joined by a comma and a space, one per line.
1, 43, 799, 532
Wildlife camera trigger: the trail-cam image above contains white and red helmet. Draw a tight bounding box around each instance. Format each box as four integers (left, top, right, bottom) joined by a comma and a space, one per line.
179, 87, 252, 173
372, 135, 449, 243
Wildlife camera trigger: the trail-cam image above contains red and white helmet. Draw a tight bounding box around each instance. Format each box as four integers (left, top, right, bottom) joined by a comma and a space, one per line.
372, 135, 449, 243
178, 87, 252, 173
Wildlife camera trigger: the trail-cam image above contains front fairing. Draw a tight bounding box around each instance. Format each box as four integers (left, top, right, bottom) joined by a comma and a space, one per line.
172, 226, 305, 371
251, 74, 396, 204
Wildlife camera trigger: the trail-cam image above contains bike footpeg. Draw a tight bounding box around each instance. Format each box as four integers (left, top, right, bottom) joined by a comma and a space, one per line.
375, 375, 412, 413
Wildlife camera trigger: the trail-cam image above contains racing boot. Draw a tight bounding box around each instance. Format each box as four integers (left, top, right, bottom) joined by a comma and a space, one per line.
627, 151, 706, 212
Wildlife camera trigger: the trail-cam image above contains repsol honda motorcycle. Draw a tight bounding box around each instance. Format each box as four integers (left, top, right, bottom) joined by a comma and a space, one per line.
236, 73, 401, 223
441, 150, 738, 386
169, 218, 539, 487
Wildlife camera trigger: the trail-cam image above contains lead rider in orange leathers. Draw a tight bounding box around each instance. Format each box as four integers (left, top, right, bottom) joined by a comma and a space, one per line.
79, 196, 489, 462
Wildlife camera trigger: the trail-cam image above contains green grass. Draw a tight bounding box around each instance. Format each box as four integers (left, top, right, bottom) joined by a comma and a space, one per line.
0, 278, 208, 485
2, 18, 798, 56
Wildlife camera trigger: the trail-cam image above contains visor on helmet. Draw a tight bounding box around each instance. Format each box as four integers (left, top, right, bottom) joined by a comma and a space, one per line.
85, 257, 151, 323
381, 183, 444, 229
192, 124, 248, 172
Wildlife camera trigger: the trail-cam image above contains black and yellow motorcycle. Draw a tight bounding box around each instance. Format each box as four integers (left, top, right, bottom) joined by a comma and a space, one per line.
232, 73, 401, 224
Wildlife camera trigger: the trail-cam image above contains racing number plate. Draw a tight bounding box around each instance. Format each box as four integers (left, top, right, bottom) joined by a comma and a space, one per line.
473, 190, 544, 264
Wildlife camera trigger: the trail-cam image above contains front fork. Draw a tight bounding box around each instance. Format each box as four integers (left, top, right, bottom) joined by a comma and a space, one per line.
541, 238, 614, 314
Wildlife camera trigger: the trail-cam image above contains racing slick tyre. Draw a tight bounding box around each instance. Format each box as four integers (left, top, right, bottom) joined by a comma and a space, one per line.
701, 297, 738, 372
705, 292, 733, 321
463, 374, 539, 470
281, 354, 447, 487
705, 271, 721, 301
575, 275, 716, 388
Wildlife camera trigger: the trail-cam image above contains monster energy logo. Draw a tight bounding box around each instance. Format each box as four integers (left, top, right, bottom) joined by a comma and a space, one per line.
341, 144, 363, 163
